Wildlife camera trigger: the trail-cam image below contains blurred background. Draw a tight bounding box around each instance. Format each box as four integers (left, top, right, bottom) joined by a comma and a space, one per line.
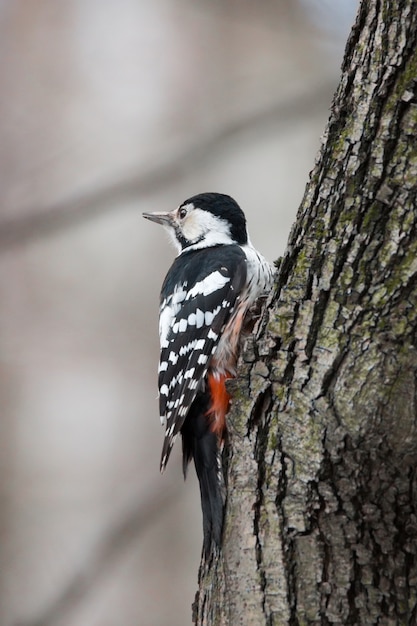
0, 1, 357, 624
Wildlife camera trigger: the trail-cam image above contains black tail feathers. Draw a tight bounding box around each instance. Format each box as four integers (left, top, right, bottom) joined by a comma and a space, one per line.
181, 395, 225, 557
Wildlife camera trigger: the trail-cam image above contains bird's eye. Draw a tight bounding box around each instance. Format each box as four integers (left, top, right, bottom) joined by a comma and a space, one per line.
179, 207, 188, 219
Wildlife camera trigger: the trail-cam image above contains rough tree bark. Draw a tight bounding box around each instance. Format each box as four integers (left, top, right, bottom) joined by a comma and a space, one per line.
194, 1, 417, 624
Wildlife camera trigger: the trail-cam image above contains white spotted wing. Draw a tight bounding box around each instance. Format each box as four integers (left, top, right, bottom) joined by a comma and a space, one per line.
158, 245, 247, 470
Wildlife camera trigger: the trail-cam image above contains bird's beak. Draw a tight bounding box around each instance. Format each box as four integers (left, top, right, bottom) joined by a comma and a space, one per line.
142, 211, 174, 226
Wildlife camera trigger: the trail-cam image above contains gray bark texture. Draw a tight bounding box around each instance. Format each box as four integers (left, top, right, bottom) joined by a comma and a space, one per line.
193, 1, 417, 624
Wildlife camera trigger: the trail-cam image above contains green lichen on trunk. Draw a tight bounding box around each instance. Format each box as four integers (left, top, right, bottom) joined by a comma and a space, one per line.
194, 0, 417, 624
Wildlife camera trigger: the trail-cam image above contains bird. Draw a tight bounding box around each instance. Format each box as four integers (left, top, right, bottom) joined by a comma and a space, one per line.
143, 192, 274, 555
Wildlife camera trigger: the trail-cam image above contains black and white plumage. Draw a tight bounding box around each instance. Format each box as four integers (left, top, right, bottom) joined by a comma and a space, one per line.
143, 192, 274, 554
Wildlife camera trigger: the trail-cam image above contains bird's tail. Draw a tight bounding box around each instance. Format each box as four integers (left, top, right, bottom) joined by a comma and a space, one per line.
181, 394, 225, 557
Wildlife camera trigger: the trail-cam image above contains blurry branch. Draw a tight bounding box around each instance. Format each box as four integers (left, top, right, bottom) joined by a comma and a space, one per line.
20, 478, 182, 626
0, 78, 335, 251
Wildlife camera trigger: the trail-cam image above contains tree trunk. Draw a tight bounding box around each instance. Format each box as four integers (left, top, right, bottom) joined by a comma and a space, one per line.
194, 0, 417, 624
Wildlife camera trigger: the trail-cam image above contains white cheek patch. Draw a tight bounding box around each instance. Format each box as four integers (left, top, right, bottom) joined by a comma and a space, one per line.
181, 210, 204, 242
180, 208, 233, 249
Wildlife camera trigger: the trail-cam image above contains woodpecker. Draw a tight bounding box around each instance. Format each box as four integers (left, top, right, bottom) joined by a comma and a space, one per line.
143, 192, 274, 555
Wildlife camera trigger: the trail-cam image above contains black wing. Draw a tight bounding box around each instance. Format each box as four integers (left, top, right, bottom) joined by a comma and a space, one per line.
158, 245, 247, 470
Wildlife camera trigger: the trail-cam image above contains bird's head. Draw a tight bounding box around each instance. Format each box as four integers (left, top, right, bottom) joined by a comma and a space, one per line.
143, 192, 248, 253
